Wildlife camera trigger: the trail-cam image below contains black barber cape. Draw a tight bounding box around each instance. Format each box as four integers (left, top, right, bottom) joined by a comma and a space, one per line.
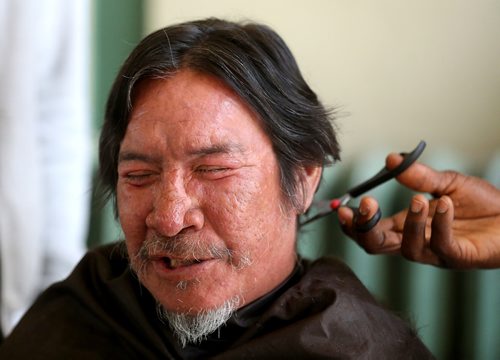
0, 242, 434, 359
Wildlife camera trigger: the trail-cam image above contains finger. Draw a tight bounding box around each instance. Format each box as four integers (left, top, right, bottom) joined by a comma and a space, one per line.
354, 217, 404, 255
400, 194, 430, 261
337, 206, 355, 238
339, 199, 404, 255
355, 196, 379, 226
338, 197, 380, 236
353, 207, 382, 233
429, 196, 458, 267
385, 153, 463, 196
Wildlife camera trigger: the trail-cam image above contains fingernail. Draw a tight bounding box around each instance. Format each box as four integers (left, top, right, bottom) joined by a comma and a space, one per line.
410, 199, 424, 213
359, 205, 369, 216
436, 198, 448, 214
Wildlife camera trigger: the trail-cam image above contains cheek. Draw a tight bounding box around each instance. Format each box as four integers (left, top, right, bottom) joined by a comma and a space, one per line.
117, 187, 152, 247
204, 173, 286, 248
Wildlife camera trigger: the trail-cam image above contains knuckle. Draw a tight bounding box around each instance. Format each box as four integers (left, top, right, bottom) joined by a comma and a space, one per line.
357, 233, 384, 254
401, 244, 419, 261
363, 245, 379, 255
438, 170, 463, 194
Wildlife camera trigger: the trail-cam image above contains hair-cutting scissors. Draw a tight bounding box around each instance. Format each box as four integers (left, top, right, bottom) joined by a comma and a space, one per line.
300, 140, 426, 231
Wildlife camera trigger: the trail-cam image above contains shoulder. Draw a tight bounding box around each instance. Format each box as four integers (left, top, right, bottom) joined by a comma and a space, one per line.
65, 241, 130, 288
0, 242, 166, 359
34, 241, 134, 306
78, 241, 130, 276
223, 256, 434, 359
301, 256, 377, 301
295, 256, 434, 358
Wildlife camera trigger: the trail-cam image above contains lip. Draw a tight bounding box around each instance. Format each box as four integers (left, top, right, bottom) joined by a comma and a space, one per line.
150, 256, 218, 281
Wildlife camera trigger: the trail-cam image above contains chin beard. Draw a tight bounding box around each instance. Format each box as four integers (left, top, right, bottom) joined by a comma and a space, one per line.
157, 296, 241, 348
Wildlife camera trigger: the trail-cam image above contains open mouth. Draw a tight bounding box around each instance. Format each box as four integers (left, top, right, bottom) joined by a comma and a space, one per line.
161, 257, 203, 270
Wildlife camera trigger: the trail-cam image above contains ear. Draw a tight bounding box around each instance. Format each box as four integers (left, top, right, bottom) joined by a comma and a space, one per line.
297, 165, 322, 213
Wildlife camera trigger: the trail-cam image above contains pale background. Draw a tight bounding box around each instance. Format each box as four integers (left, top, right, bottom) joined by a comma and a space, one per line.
144, 0, 500, 171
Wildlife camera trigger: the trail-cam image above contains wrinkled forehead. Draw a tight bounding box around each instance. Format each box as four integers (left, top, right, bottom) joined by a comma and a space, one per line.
121, 69, 276, 161
128, 69, 266, 131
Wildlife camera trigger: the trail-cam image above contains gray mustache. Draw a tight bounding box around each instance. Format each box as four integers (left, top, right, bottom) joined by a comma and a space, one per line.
137, 233, 234, 262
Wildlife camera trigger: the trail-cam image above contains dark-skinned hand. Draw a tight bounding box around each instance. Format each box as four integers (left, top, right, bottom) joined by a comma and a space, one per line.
337, 153, 500, 269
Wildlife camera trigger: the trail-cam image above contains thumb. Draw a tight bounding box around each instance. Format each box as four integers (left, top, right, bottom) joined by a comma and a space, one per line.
385, 153, 456, 195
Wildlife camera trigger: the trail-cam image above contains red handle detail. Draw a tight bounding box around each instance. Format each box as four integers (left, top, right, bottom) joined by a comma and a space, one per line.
330, 199, 341, 210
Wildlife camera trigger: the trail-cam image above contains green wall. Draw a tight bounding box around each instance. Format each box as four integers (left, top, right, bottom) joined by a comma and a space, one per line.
88, 0, 144, 247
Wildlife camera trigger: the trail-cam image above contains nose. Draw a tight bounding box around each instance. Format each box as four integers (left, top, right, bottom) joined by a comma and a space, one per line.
145, 176, 204, 237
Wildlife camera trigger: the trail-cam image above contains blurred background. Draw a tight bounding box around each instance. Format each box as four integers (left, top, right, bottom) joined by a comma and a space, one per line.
1, 0, 499, 359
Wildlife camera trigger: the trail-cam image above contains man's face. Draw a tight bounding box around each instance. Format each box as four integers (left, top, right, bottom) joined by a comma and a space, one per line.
117, 69, 300, 314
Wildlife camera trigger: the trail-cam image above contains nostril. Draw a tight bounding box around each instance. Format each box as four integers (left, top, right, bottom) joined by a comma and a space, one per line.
184, 208, 205, 231
145, 207, 204, 237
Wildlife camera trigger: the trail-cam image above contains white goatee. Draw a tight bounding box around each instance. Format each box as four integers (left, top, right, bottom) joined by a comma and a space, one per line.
157, 296, 241, 347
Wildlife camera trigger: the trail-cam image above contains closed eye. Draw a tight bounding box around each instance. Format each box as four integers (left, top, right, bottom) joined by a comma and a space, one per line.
122, 171, 157, 186
196, 166, 235, 179
197, 167, 228, 173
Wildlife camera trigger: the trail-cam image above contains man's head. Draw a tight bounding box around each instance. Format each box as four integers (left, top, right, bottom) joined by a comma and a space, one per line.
99, 18, 340, 344
100, 18, 340, 210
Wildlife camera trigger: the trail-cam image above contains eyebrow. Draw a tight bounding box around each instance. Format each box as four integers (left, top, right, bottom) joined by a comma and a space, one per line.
186, 142, 246, 157
118, 142, 246, 164
118, 152, 161, 164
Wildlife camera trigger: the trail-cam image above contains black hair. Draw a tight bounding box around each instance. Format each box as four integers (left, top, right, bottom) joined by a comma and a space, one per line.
99, 18, 340, 210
